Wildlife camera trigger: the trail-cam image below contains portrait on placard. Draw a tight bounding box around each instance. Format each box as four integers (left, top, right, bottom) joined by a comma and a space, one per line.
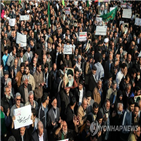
134, 95, 141, 103
64, 68, 75, 88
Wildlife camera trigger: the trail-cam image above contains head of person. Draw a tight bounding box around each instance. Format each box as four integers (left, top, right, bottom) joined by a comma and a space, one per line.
37, 121, 44, 136
44, 63, 49, 73
105, 99, 110, 112
7, 78, 12, 89
25, 65, 30, 75
117, 103, 123, 115
33, 57, 37, 66
121, 63, 127, 74
75, 68, 80, 79
20, 127, 26, 136
128, 98, 135, 112
22, 75, 28, 87
62, 121, 68, 135
15, 93, 21, 107
42, 93, 49, 106
93, 102, 99, 115
82, 98, 88, 110
97, 80, 102, 90
4, 86, 10, 99
92, 65, 97, 75
4, 47, 8, 55
65, 87, 70, 95
12, 46, 16, 56
70, 96, 76, 108
133, 104, 140, 118
96, 111, 103, 125
4, 71, 9, 80
37, 63, 42, 73
112, 81, 117, 90
20, 63, 25, 74
86, 91, 92, 105
138, 100, 141, 110
133, 125, 141, 139
28, 91, 34, 104
135, 86, 141, 96
53, 63, 57, 71
51, 98, 57, 109
14, 58, 18, 66
78, 80, 83, 90
86, 115, 93, 129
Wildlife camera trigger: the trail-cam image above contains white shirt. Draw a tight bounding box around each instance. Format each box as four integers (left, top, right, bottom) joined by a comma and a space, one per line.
116, 70, 124, 89
39, 133, 44, 141
79, 89, 83, 103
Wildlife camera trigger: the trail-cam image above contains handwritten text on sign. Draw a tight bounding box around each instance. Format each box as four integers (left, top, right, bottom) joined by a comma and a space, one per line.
14, 105, 32, 129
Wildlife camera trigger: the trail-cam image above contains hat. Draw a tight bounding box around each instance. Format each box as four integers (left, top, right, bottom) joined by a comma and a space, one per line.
92, 65, 97, 71
104, 38, 109, 43
87, 114, 93, 123
15, 92, 21, 98
86, 91, 92, 98
4, 71, 9, 75
67, 69, 73, 76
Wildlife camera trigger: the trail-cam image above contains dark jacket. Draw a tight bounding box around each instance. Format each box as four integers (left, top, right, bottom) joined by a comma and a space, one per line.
31, 129, 48, 141
18, 83, 32, 104
88, 73, 97, 93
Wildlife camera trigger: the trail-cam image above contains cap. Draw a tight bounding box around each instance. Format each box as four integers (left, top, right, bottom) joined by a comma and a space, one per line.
92, 65, 97, 71
16, 92, 21, 98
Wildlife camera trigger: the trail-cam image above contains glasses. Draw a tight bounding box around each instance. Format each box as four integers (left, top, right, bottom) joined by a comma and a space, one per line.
16, 99, 21, 101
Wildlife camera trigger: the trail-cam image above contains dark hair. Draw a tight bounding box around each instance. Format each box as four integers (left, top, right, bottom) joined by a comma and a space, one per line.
20, 62, 25, 68
97, 55, 102, 62
44, 63, 49, 68
120, 63, 127, 69
93, 102, 99, 109
128, 98, 135, 106
41, 93, 49, 103
70, 96, 76, 106
32, 108, 37, 116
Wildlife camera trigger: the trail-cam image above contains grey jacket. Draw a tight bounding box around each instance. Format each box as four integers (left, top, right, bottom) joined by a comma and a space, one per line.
7, 52, 16, 67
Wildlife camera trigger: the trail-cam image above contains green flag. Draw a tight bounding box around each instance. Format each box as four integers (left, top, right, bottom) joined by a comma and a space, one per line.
87, 1, 89, 7
62, 0, 65, 6
100, 7, 117, 22
48, 2, 51, 28
19, 0, 21, 4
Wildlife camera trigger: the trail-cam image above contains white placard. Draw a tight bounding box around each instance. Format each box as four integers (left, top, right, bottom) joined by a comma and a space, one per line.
110, 7, 116, 12
96, 17, 103, 26
20, 15, 30, 21
119, 21, 124, 25
135, 18, 141, 26
122, 9, 132, 19
14, 105, 32, 129
16, 32, 27, 47
79, 32, 87, 41
9, 18, 15, 26
58, 139, 69, 141
95, 26, 107, 36
63, 44, 72, 54
65, 7, 70, 15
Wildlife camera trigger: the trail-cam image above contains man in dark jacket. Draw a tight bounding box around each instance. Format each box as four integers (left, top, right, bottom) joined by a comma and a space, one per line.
31, 121, 48, 141
18, 75, 32, 104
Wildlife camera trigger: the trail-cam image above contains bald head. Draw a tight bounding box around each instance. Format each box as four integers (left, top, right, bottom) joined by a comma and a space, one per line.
82, 98, 88, 110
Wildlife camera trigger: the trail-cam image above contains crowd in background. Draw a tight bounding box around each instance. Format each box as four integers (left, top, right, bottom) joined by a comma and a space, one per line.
1, 0, 141, 141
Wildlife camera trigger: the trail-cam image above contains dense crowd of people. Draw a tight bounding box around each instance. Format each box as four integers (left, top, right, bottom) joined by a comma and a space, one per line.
1, 0, 141, 141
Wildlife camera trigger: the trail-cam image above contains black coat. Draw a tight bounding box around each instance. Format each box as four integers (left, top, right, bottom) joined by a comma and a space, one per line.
31, 129, 48, 141
88, 73, 97, 93
18, 83, 32, 104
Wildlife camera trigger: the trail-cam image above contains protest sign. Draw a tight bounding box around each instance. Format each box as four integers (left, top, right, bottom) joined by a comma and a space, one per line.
121, 2, 132, 9
95, 26, 107, 36
58, 139, 69, 141
96, 17, 103, 26
14, 105, 32, 129
78, 32, 87, 41
16, 32, 27, 47
134, 95, 141, 103
122, 23, 129, 34
9, 18, 15, 26
63, 44, 72, 54
119, 21, 124, 25
135, 18, 141, 26
122, 9, 132, 19
20, 15, 30, 21
65, 7, 70, 15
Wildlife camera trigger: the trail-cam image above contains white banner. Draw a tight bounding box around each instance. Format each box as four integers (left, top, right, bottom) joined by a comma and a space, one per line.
135, 18, 141, 26
119, 21, 124, 25
58, 139, 69, 141
95, 26, 107, 36
9, 18, 16, 26
122, 9, 132, 19
65, 7, 70, 15
20, 15, 30, 21
16, 32, 27, 47
14, 105, 32, 129
63, 44, 72, 54
79, 32, 87, 41
110, 7, 116, 12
